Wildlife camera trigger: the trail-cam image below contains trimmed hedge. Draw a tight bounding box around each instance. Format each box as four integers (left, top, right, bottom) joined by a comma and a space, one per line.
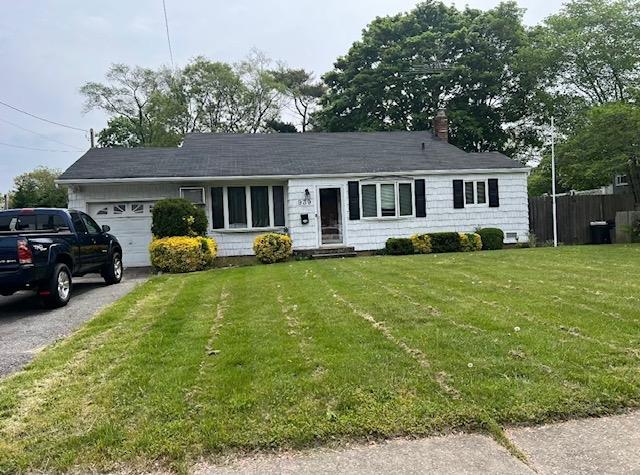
460, 232, 483, 252
385, 238, 414, 255
477, 228, 504, 250
253, 233, 293, 264
410, 233, 432, 254
151, 198, 207, 238
149, 236, 217, 273
429, 232, 462, 253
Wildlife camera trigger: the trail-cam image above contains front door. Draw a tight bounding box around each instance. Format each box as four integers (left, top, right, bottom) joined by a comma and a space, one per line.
319, 188, 343, 245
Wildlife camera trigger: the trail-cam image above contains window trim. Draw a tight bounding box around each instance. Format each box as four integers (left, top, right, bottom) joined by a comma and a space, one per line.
359, 181, 415, 220
217, 185, 285, 231
464, 180, 489, 208
180, 187, 206, 205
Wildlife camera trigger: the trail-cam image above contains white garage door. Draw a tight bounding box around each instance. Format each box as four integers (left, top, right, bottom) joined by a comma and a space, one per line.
88, 202, 154, 268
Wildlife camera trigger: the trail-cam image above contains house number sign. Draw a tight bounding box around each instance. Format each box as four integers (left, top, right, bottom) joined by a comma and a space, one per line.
297, 198, 312, 206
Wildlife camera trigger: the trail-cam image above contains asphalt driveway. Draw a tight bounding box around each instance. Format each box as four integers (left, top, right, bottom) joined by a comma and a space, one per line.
0, 269, 149, 378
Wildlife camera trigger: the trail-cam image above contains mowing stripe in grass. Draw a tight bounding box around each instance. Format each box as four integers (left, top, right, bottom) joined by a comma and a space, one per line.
376, 254, 639, 356
363, 255, 640, 408
315, 258, 616, 420
439, 261, 640, 352
385, 256, 639, 374
306, 265, 462, 400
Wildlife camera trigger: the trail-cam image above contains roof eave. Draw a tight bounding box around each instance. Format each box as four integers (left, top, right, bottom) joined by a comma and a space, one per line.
56, 167, 530, 185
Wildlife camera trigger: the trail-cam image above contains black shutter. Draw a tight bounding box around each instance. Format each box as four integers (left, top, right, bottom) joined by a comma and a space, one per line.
453, 180, 464, 209
272, 186, 285, 226
211, 187, 224, 229
415, 179, 426, 218
348, 181, 360, 220
488, 179, 500, 207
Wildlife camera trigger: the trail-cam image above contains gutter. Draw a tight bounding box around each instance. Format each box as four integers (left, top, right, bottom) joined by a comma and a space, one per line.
56, 167, 531, 185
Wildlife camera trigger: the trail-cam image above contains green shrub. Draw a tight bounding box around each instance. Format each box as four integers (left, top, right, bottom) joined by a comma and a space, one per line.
385, 238, 414, 255
253, 233, 293, 264
149, 236, 217, 273
477, 228, 505, 250
151, 198, 207, 238
410, 234, 432, 254
459, 232, 482, 252
429, 232, 461, 253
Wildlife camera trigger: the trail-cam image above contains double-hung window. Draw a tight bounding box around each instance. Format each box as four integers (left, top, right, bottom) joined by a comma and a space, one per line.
360, 181, 413, 218
464, 180, 487, 206
212, 185, 286, 230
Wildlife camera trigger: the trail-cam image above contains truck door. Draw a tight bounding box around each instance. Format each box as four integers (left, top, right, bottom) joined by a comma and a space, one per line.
69, 211, 92, 273
80, 212, 110, 270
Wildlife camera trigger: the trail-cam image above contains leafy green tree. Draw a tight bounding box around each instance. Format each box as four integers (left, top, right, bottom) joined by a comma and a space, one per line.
315, 1, 542, 156
271, 68, 325, 131
9, 167, 68, 209
84, 52, 290, 145
528, 103, 640, 201
179, 57, 248, 133
265, 119, 298, 133
538, 0, 640, 105
81, 64, 182, 147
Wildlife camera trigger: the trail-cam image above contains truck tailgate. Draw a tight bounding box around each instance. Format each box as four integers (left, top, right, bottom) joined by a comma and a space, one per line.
0, 237, 19, 272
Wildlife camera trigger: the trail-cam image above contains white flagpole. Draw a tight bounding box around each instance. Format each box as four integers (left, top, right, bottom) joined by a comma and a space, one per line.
551, 117, 558, 247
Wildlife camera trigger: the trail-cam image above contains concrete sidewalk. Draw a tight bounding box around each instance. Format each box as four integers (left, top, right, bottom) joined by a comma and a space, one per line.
195, 411, 640, 475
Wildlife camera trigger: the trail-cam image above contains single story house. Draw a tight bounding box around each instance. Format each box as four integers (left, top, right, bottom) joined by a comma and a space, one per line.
58, 115, 530, 267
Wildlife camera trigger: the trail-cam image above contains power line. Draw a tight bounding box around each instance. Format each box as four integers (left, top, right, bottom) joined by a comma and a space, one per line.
0, 141, 81, 153
162, 0, 175, 68
0, 99, 87, 132
0, 117, 84, 151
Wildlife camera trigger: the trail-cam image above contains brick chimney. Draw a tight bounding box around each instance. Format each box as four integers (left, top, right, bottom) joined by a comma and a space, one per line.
432, 109, 448, 142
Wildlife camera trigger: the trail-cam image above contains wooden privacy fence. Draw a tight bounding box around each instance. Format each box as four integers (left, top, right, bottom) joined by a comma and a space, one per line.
529, 194, 637, 245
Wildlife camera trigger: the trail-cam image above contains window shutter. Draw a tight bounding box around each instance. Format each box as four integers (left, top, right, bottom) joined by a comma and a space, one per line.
348, 181, 360, 220
211, 187, 224, 229
414, 179, 426, 217
272, 186, 285, 226
488, 179, 500, 207
453, 180, 464, 209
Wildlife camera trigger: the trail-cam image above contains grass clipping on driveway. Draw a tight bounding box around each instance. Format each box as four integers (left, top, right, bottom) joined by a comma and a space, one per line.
1, 245, 640, 472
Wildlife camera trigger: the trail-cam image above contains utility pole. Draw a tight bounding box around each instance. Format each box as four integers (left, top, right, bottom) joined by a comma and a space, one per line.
90, 128, 95, 148
551, 117, 558, 247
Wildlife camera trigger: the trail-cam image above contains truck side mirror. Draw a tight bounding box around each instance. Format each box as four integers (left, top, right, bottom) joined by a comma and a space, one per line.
102, 225, 111, 233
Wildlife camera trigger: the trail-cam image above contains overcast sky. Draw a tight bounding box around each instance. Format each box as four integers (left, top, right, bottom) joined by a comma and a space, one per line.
0, 0, 565, 192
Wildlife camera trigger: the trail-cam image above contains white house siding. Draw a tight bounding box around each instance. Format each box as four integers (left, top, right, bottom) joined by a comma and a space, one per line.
287, 171, 529, 252
70, 171, 528, 266
69, 181, 288, 264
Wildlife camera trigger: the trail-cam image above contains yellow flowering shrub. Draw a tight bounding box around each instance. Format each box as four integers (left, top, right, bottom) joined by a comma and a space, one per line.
149, 236, 217, 273
459, 232, 482, 252
253, 233, 293, 264
410, 233, 432, 254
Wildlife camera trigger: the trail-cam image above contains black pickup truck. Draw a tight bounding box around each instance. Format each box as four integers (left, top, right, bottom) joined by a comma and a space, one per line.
0, 208, 123, 307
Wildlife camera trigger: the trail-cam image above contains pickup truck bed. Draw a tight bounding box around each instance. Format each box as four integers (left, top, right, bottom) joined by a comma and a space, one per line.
0, 208, 123, 307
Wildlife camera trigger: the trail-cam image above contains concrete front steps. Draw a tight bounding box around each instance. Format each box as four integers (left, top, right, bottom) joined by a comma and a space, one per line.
297, 247, 358, 260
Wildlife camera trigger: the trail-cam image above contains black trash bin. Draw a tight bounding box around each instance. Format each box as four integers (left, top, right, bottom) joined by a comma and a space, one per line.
590, 221, 612, 244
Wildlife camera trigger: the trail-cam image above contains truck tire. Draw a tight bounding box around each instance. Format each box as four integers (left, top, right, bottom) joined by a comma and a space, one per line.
42, 263, 72, 308
102, 251, 123, 285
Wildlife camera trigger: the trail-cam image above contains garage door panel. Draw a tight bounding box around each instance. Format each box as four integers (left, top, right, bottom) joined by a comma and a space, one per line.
88, 203, 154, 268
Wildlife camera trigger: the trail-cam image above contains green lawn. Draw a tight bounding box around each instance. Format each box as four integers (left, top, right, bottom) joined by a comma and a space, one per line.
1, 245, 640, 473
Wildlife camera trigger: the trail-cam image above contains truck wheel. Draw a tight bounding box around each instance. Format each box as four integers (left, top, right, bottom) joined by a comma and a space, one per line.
42, 264, 72, 308
102, 252, 123, 285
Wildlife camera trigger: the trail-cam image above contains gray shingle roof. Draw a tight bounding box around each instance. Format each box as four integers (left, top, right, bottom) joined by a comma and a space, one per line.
59, 131, 526, 181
